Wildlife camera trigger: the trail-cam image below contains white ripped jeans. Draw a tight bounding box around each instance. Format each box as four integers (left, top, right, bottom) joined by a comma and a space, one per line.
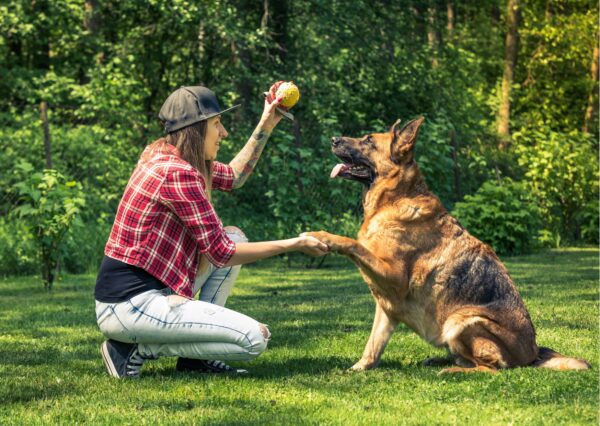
94, 228, 269, 361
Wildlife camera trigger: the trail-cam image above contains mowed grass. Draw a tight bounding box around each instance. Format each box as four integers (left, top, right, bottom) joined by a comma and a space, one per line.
0, 248, 597, 425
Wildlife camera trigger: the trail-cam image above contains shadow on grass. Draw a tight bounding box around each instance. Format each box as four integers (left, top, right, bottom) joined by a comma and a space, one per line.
0, 381, 71, 405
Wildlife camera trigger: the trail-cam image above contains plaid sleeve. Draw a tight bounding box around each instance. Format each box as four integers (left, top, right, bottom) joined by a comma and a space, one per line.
211, 162, 234, 192
159, 168, 236, 267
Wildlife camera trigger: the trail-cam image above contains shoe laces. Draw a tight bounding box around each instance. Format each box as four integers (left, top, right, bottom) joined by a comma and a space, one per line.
207, 360, 234, 371
126, 347, 147, 377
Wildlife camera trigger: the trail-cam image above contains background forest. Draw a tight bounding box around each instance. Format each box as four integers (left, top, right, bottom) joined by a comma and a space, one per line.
0, 0, 597, 281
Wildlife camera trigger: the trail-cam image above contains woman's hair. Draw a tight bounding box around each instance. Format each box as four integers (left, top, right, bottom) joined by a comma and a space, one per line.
164, 120, 212, 198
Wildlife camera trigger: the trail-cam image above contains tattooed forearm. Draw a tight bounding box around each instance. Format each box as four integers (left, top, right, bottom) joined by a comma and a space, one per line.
230, 127, 272, 189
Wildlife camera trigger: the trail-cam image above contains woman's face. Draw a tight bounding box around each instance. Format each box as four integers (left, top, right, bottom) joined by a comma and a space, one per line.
204, 115, 229, 160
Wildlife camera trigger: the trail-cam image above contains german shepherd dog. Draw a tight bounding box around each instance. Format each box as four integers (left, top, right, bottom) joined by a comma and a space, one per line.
305, 117, 590, 373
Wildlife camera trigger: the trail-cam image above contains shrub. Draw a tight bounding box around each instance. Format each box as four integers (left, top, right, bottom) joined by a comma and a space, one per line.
452, 178, 542, 255
61, 216, 112, 274
514, 128, 599, 245
0, 217, 38, 277
11, 162, 85, 289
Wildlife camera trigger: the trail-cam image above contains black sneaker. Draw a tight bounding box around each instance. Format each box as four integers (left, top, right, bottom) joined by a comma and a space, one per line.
101, 339, 147, 379
175, 357, 248, 375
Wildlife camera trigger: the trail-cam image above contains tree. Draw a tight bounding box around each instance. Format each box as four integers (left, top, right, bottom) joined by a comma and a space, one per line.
498, 0, 522, 147
583, 34, 598, 134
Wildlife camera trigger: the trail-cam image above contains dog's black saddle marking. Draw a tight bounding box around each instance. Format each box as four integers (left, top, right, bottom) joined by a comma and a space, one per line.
444, 256, 522, 309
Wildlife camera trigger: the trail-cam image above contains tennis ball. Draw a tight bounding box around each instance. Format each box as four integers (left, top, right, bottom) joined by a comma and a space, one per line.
276, 82, 300, 108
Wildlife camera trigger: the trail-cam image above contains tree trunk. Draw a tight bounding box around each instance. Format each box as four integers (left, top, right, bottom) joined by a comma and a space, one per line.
82, 0, 101, 83
426, 3, 440, 68
411, 3, 427, 45
446, 1, 455, 40
40, 101, 52, 169
230, 40, 253, 119
497, 0, 521, 148
84, 0, 100, 34
261, 0, 269, 30
583, 38, 599, 134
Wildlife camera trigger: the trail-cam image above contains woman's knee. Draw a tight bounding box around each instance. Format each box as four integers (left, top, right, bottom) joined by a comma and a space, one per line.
244, 323, 270, 358
224, 226, 249, 243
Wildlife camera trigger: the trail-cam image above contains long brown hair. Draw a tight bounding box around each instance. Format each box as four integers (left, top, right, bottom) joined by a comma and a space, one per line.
165, 120, 212, 198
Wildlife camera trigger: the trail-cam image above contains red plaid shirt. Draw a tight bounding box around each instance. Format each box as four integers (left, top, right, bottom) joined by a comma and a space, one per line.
105, 139, 236, 298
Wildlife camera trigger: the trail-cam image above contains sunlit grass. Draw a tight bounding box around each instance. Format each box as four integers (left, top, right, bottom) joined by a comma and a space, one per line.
0, 248, 597, 425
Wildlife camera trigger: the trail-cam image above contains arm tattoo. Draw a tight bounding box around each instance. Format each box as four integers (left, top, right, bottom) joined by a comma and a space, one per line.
230, 128, 271, 189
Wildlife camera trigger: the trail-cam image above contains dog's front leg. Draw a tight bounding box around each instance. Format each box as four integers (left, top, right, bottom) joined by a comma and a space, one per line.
302, 231, 402, 285
351, 302, 397, 371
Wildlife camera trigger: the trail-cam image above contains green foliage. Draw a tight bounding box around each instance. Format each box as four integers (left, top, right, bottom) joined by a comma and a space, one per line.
415, 114, 455, 204
10, 162, 85, 289
580, 193, 599, 245
0, 217, 38, 277
516, 1, 598, 134
514, 127, 599, 245
0, 0, 597, 274
452, 178, 542, 255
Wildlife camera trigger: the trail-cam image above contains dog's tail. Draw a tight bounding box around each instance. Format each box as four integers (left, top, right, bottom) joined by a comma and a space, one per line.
531, 347, 591, 371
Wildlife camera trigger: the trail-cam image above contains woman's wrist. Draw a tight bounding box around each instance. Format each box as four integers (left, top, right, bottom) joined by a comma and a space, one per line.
257, 118, 275, 134
287, 237, 302, 251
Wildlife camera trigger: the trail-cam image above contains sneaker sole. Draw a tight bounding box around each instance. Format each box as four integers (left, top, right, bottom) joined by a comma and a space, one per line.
177, 367, 248, 375
101, 341, 121, 378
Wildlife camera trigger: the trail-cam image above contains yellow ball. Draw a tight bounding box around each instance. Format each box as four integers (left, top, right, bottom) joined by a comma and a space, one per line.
276, 82, 300, 108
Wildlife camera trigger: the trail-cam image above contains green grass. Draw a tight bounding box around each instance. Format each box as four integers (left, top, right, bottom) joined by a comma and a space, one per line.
0, 248, 598, 425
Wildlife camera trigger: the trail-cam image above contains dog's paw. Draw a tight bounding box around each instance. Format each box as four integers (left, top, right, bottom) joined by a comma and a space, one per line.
438, 365, 497, 375
349, 361, 376, 372
302, 231, 334, 247
301, 231, 347, 252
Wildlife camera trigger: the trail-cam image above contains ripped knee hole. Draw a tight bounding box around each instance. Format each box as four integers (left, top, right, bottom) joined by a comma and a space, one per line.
166, 294, 188, 309
259, 324, 271, 341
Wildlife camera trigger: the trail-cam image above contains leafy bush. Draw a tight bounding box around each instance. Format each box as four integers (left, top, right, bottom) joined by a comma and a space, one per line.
452, 178, 542, 255
514, 128, 599, 245
11, 162, 85, 289
61, 216, 112, 274
579, 191, 599, 245
0, 217, 38, 277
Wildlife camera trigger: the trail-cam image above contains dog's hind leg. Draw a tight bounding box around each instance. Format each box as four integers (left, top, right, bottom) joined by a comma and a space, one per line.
439, 330, 502, 374
351, 303, 397, 371
441, 314, 512, 374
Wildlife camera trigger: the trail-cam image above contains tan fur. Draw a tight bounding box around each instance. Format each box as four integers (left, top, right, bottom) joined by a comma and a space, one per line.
309, 117, 591, 373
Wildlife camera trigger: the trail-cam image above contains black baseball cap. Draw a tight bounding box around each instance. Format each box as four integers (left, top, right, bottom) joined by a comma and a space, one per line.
158, 86, 241, 133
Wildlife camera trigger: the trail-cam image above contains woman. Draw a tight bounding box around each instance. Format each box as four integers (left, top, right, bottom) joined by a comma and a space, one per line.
95, 83, 328, 378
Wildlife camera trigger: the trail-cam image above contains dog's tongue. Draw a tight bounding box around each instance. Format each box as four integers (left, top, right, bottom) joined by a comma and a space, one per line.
330, 163, 349, 178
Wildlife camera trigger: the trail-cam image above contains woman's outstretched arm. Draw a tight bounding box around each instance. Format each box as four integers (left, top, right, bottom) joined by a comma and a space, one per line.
229, 83, 285, 189
224, 236, 328, 266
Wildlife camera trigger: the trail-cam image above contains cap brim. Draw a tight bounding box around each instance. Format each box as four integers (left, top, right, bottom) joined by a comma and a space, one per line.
164, 104, 242, 133
205, 104, 241, 120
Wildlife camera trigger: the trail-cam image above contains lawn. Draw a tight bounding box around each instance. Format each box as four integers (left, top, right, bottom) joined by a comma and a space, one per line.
0, 248, 597, 425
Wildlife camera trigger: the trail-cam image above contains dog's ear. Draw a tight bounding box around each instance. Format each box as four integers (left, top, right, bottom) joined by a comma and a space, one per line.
390, 119, 402, 134
391, 116, 425, 161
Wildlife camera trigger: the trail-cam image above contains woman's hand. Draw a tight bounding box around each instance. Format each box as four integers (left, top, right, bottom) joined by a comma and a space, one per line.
258, 81, 286, 132
294, 235, 330, 257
